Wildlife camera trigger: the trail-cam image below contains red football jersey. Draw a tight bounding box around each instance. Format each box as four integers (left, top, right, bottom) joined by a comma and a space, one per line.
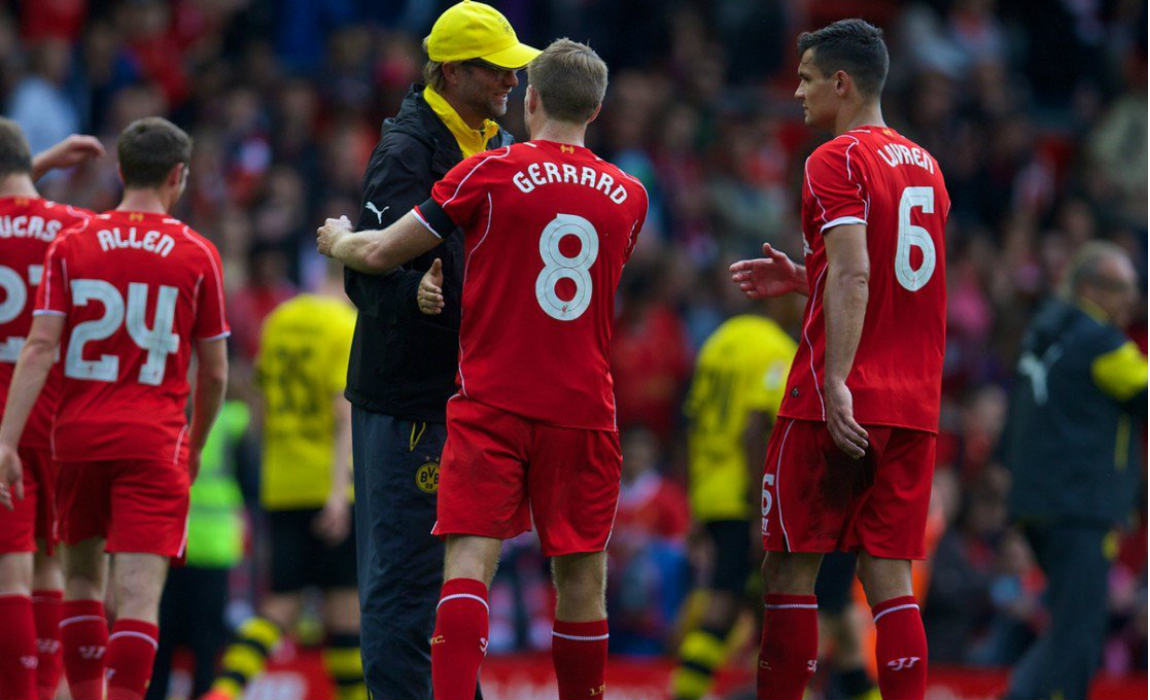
779, 126, 950, 433
0, 197, 93, 449
34, 210, 229, 462
414, 140, 648, 430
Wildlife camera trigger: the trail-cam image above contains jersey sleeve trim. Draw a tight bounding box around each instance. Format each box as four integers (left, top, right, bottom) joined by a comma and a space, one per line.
819, 216, 867, 232
412, 199, 449, 238
32, 309, 66, 316
198, 330, 232, 342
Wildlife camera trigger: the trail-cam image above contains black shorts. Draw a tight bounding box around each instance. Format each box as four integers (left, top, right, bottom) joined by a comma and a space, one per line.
815, 550, 857, 615
268, 507, 358, 593
704, 519, 753, 594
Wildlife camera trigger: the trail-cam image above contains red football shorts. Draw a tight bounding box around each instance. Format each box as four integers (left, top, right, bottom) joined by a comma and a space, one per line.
57, 459, 190, 557
761, 418, 935, 559
433, 396, 622, 557
0, 448, 58, 554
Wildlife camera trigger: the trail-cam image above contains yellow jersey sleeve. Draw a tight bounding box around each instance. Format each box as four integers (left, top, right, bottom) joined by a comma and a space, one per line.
1092, 340, 1149, 402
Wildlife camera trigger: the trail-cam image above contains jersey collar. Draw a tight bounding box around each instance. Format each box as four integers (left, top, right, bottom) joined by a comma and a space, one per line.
423, 85, 500, 159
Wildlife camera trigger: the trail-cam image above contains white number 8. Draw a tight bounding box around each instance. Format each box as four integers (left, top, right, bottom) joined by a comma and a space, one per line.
535, 213, 598, 321
895, 186, 936, 292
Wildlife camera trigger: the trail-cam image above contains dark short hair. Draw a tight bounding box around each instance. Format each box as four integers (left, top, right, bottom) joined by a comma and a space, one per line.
117, 117, 192, 189
0, 118, 32, 178
527, 38, 608, 123
797, 19, 889, 98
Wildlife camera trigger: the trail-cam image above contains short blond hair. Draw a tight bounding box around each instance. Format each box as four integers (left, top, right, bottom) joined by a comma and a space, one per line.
526, 38, 607, 123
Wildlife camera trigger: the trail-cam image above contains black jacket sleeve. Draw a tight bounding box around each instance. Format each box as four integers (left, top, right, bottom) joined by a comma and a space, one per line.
344, 129, 431, 318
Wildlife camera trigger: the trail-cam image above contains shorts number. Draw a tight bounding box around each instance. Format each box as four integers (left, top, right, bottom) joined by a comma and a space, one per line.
894, 187, 936, 292
535, 213, 598, 321
65, 280, 180, 385
0, 263, 43, 361
761, 473, 776, 518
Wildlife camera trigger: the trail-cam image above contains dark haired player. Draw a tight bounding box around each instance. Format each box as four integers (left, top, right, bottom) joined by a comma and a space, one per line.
0, 121, 103, 700
0, 117, 229, 700
729, 19, 950, 700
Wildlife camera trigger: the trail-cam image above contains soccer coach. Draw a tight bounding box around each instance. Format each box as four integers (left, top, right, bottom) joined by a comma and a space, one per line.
1003, 241, 1147, 700
343, 3, 538, 697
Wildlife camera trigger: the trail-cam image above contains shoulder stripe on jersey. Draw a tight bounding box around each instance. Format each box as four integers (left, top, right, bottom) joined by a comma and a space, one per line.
177, 226, 227, 335
804, 158, 829, 224
842, 136, 870, 222
819, 215, 867, 232
457, 191, 495, 397
443, 145, 513, 209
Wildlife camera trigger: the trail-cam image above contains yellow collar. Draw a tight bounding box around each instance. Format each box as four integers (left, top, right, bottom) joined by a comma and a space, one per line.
423, 85, 500, 158
1076, 297, 1111, 323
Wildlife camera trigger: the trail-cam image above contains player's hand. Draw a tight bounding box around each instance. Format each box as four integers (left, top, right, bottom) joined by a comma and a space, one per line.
824, 380, 868, 459
32, 135, 106, 177
0, 443, 24, 511
316, 216, 352, 257
418, 258, 445, 315
313, 496, 351, 546
729, 243, 801, 298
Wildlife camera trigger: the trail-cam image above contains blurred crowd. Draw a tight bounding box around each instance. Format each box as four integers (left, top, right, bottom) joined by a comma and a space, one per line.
3, 0, 1146, 680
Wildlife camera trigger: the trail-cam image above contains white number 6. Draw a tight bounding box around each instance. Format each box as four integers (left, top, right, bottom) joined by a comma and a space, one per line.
535, 213, 598, 321
895, 187, 936, 292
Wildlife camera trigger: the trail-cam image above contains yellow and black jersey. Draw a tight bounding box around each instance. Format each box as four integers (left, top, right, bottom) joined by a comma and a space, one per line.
257, 294, 356, 510
685, 315, 797, 521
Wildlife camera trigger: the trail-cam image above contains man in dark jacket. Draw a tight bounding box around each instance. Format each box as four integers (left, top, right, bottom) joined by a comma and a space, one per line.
344, 3, 538, 698
1003, 241, 1147, 700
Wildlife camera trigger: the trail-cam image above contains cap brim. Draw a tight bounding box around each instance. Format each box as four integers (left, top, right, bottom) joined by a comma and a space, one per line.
482, 42, 541, 70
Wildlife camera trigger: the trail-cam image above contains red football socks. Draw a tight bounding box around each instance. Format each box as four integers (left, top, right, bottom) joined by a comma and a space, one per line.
431, 578, 489, 700
31, 590, 62, 700
106, 618, 159, 700
60, 599, 108, 700
872, 596, 927, 700
551, 619, 608, 700
0, 594, 38, 700
757, 593, 818, 700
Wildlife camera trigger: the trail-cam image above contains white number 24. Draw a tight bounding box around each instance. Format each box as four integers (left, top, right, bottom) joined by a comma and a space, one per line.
65, 280, 180, 385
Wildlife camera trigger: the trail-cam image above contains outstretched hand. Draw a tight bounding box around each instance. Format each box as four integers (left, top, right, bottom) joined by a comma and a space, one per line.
729, 243, 802, 299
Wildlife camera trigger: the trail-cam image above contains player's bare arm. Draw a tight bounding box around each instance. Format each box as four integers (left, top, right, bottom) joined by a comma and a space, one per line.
317, 212, 441, 274
730, 242, 808, 299
314, 395, 353, 545
0, 314, 64, 509
823, 223, 870, 459
30, 134, 106, 180
187, 337, 229, 482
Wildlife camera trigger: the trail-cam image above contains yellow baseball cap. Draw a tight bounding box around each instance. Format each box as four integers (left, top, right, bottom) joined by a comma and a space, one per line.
425, 1, 540, 69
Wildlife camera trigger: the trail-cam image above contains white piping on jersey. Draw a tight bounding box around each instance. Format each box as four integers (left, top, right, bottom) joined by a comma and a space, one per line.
444, 146, 512, 209
819, 215, 867, 232
804, 158, 829, 225
842, 135, 870, 222
802, 267, 828, 419
411, 207, 442, 238
177, 226, 227, 339
457, 191, 495, 398
765, 602, 818, 610
172, 425, 187, 465
775, 419, 795, 552
60, 615, 105, 627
